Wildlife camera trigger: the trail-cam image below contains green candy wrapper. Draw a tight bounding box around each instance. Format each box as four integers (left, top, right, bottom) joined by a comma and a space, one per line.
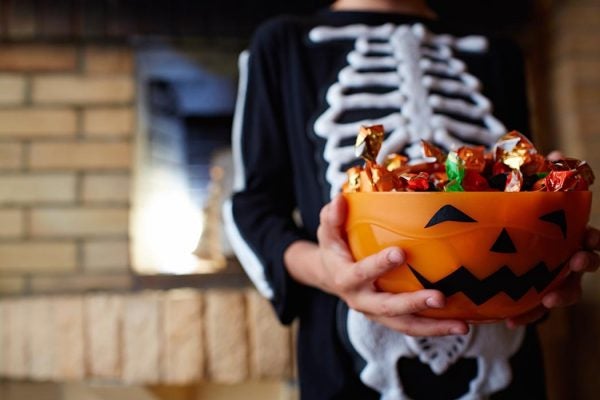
445, 151, 465, 192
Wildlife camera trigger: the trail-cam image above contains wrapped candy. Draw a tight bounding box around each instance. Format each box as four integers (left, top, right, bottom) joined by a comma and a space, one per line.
444, 151, 465, 192
384, 154, 409, 172
343, 125, 594, 193
371, 165, 402, 192
408, 172, 430, 191
355, 125, 384, 163
422, 140, 446, 163
343, 166, 362, 193
494, 131, 537, 170
457, 145, 486, 173
463, 170, 490, 191
505, 169, 523, 192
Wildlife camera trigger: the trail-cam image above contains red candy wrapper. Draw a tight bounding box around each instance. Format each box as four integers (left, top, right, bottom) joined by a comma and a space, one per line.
463, 170, 490, 191
408, 172, 430, 191
505, 170, 523, 192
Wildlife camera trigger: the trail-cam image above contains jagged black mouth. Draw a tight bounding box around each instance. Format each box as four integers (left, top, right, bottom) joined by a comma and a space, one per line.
408, 261, 568, 306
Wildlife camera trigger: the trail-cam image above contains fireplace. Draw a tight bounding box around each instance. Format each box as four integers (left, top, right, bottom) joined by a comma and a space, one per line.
131, 39, 240, 276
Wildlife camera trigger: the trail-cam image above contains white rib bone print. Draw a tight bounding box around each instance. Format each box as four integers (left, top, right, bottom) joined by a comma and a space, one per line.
310, 23, 507, 198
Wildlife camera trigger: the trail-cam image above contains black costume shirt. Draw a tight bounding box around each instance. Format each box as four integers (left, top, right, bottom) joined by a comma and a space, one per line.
225, 10, 546, 400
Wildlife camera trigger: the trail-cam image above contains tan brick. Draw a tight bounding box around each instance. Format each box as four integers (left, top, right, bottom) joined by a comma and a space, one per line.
0, 242, 77, 273
578, 110, 600, 138
0, 142, 22, 170
162, 289, 203, 384
123, 292, 161, 383
31, 207, 129, 237
30, 273, 132, 294
0, 301, 6, 375
33, 76, 135, 105
28, 297, 55, 380
85, 294, 123, 379
0, 109, 77, 138
573, 82, 600, 110
82, 173, 131, 203
0, 277, 25, 294
554, 4, 600, 31
83, 107, 135, 137
570, 60, 600, 84
0, 382, 62, 400
52, 296, 85, 380
62, 383, 158, 400
84, 46, 134, 74
5, 298, 30, 378
0, 75, 26, 105
591, 213, 600, 229
552, 30, 600, 59
30, 142, 132, 170
246, 290, 292, 379
0, 174, 77, 205
0, 209, 23, 238
83, 239, 130, 271
0, 44, 77, 72
204, 290, 248, 383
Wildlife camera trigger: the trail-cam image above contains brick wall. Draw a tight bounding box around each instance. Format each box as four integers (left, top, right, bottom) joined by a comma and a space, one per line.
0, 43, 134, 295
0, 40, 294, 386
0, 289, 294, 385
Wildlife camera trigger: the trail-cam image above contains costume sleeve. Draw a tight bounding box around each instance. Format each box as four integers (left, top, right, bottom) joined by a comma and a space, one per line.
223, 24, 308, 325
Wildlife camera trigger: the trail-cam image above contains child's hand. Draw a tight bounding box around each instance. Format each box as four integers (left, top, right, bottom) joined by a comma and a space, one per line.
507, 226, 600, 328
316, 195, 469, 336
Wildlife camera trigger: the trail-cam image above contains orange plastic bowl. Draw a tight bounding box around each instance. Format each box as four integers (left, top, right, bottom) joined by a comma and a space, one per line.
344, 191, 592, 322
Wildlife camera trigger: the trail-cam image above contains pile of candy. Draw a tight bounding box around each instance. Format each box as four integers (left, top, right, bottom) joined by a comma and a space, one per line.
342, 125, 594, 193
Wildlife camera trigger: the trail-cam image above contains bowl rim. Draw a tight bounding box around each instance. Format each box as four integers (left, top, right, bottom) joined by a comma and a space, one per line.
342, 191, 592, 196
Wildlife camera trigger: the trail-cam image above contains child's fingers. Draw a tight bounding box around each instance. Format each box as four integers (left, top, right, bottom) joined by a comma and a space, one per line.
348, 288, 445, 319
568, 250, 599, 273
336, 247, 404, 291
372, 313, 469, 337
584, 227, 600, 251
317, 196, 347, 251
541, 272, 583, 308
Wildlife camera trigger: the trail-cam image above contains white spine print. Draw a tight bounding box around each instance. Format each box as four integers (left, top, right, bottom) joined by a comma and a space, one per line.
310, 23, 507, 198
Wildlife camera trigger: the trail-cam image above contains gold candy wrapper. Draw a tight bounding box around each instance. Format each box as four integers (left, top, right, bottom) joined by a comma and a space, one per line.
422, 140, 446, 163
495, 131, 537, 170
355, 125, 384, 163
384, 154, 408, 172
457, 145, 486, 173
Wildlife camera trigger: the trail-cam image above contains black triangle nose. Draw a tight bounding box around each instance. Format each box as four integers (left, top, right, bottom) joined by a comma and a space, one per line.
490, 228, 517, 253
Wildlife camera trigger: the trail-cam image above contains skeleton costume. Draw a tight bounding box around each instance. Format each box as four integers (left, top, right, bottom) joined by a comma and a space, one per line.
224, 10, 547, 400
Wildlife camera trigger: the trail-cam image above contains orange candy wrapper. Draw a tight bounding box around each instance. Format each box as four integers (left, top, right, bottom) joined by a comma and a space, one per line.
342, 125, 594, 193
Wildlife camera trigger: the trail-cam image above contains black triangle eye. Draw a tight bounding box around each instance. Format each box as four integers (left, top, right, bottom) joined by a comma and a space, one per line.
490, 228, 517, 253
425, 204, 477, 228
539, 210, 567, 238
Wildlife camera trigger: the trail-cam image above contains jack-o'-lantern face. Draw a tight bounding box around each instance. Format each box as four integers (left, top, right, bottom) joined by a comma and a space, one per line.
344, 191, 592, 321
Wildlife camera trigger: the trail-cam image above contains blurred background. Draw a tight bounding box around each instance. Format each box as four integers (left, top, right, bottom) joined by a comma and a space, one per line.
0, 0, 598, 399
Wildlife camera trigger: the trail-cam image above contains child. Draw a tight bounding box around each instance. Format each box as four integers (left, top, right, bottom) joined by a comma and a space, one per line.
225, 1, 600, 398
